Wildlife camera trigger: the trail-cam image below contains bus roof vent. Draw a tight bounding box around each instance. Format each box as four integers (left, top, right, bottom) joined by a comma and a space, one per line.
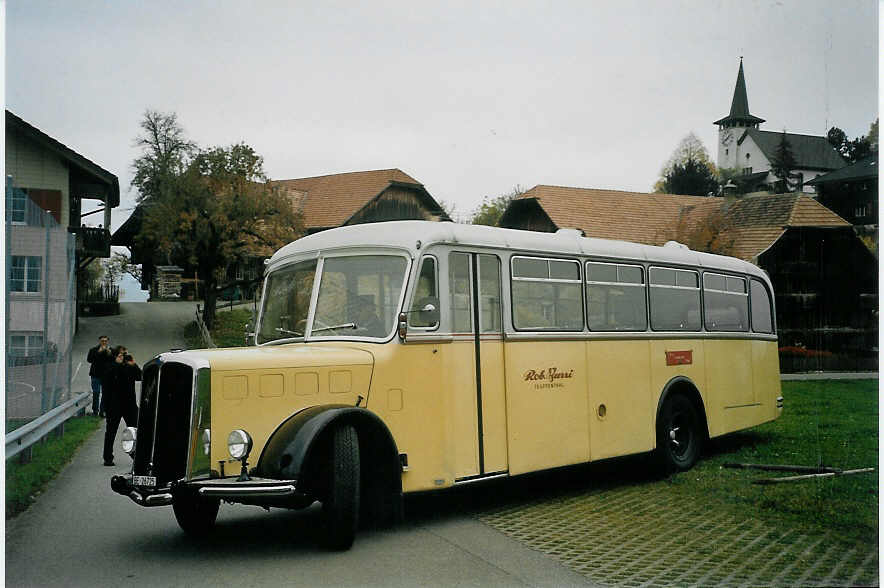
663, 240, 690, 250
556, 228, 585, 238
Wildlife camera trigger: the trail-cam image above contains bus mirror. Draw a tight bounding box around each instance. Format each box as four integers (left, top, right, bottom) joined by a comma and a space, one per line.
419, 302, 439, 326
397, 312, 408, 341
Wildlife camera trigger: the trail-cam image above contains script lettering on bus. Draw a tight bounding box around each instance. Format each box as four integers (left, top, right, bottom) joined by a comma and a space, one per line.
523, 367, 575, 389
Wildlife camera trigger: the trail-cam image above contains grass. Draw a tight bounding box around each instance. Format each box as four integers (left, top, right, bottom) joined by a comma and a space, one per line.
666, 379, 878, 545
183, 307, 252, 349
6, 414, 102, 519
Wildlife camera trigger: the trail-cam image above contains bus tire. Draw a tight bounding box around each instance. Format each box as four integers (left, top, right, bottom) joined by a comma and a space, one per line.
321, 424, 360, 550
173, 494, 220, 537
656, 393, 702, 472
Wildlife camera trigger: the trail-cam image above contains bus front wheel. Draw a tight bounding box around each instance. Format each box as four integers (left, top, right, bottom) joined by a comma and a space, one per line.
173, 494, 220, 537
321, 423, 361, 550
656, 394, 702, 472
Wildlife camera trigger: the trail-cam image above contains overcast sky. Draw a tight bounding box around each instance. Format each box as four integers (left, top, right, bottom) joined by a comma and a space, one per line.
6, 0, 879, 228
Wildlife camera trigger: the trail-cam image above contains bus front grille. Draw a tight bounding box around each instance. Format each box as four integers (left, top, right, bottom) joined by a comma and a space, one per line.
133, 360, 194, 487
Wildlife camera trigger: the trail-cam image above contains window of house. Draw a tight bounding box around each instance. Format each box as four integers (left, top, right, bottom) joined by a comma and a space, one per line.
746, 153, 751, 160
855, 205, 868, 218
11, 256, 42, 293
9, 332, 45, 365
511, 256, 583, 331
649, 267, 701, 331
8, 187, 27, 224
703, 273, 748, 332
742, 167, 753, 175
585, 262, 647, 331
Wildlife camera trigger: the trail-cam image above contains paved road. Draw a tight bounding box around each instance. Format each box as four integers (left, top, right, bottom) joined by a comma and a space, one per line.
6, 302, 591, 587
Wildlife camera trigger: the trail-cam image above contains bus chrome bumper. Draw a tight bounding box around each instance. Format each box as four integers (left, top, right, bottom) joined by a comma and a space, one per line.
111, 474, 302, 506
111, 474, 174, 507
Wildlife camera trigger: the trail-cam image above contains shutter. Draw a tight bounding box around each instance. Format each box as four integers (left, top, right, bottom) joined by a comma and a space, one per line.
27, 189, 63, 224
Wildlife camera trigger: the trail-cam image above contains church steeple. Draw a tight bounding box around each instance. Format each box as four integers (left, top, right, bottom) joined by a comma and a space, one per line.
714, 58, 765, 129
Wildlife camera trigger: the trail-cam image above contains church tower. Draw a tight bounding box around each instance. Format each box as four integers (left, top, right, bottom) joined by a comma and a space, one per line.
714, 59, 765, 171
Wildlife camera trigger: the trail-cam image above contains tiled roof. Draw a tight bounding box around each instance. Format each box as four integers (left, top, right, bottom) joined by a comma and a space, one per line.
515, 185, 711, 245
272, 168, 422, 230
742, 129, 846, 171
510, 186, 849, 262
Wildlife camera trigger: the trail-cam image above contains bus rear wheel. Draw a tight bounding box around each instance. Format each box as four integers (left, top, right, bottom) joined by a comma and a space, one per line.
656, 394, 702, 472
321, 424, 361, 550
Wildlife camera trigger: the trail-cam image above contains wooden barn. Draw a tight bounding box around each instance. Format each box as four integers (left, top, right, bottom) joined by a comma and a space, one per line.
500, 186, 877, 372
273, 168, 449, 234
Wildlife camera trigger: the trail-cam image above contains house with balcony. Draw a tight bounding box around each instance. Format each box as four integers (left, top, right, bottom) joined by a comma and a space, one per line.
6, 109, 119, 359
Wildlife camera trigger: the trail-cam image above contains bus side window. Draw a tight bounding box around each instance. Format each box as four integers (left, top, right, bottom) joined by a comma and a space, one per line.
408, 256, 439, 329
586, 262, 647, 331
703, 273, 748, 332
478, 255, 502, 333
511, 256, 583, 331
750, 279, 774, 334
649, 267, 701, 331
449, 253, 473, 333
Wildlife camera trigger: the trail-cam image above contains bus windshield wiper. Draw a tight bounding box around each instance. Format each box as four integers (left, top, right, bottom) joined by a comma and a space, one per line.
311, 322, 357, 334
275, 327, 303, 336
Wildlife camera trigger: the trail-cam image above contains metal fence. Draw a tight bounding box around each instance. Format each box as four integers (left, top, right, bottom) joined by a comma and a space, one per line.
6, 177, 77, 433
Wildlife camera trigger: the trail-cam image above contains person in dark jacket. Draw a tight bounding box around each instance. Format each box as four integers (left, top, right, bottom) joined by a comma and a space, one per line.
86, 335, 114, 416
103, 352, 141, 466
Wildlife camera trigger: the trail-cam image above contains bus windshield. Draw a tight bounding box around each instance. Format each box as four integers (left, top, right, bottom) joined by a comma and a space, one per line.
258, 254, 408, 344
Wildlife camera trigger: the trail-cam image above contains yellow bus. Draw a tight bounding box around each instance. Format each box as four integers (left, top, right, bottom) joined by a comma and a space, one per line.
111, 221, 782, 549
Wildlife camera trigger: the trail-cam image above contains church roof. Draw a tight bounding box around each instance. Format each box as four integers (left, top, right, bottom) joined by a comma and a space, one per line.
713, 60, 766, 127
740, 129, 846, 171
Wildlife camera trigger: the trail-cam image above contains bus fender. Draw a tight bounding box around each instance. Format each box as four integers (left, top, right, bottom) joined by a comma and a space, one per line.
654, 376, 710, 440
255, 405, 403, 522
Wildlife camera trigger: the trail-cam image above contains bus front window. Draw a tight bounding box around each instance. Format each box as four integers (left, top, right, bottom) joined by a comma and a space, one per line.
312, 255, 408, 339
257, 259, 318, 344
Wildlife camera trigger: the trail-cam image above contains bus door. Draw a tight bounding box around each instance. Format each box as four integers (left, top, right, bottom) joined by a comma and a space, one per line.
449, 252, 508, 481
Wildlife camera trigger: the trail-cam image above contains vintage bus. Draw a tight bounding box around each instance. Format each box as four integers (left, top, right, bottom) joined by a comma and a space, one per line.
111, 221, 782, 549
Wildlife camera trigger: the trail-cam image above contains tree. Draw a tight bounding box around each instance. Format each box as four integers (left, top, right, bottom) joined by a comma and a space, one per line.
103, 252, 142, 284
132, 111, 302, 329
827, 119, 878, 164
770, 131, 799, 192
132, 110, 196, 205
659, 205, 735, 256
471, 185, 525, 226
654, 133, 718, 195
661, 159, 719, 196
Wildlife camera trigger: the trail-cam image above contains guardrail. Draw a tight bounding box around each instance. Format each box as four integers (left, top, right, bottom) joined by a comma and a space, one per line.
6, 390, 92, 460
195, 304, 217, 348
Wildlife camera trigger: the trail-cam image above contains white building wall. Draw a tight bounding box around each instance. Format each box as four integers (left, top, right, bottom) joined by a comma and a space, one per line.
5, 132, 70, 227
8, 224, 75, 351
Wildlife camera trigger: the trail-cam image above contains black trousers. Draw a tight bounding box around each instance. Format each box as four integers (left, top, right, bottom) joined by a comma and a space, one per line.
103, 403, 138, 463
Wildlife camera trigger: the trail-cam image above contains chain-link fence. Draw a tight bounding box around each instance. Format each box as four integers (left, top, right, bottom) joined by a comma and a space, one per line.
6, 176, 77, 429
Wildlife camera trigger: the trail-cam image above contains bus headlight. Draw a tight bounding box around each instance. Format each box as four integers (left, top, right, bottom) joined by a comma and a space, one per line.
121, 427, 137, 456
201, 429, 211, 456
227, 429, 253, 461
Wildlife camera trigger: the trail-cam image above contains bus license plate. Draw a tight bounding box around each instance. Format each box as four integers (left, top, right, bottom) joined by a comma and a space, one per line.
133, 475, 157, 488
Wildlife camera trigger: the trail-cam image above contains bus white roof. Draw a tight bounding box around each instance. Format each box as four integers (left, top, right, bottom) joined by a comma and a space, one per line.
268, 220, 765, 278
